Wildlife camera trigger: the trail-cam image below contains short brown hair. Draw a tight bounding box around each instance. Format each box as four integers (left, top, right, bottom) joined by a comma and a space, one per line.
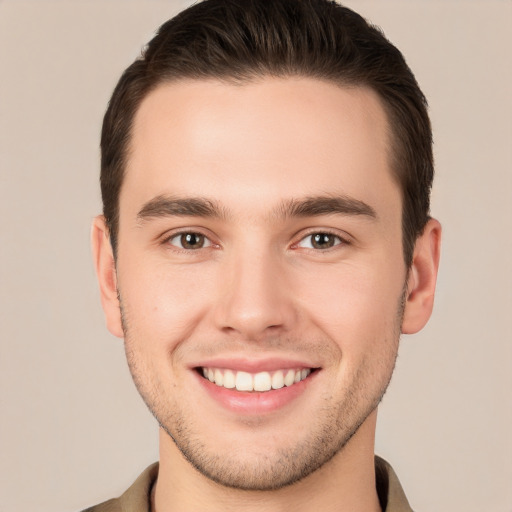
101, 0, 433, 266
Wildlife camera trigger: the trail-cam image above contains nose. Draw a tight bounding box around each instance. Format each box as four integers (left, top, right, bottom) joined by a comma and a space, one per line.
213, 249, 297, 340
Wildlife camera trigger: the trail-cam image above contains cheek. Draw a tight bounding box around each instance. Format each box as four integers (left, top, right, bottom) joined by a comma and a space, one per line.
118, 258, 216, 347
292, 259, 405, 347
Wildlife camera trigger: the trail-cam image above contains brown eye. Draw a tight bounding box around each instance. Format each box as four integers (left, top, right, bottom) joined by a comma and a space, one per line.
311, 233, 336, 249
297, 232, 342, 250
168, 232, 211, 250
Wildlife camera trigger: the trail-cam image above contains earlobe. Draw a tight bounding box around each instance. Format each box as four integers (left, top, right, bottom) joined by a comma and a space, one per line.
91, 216, 124, 338
402, 218, 442, 334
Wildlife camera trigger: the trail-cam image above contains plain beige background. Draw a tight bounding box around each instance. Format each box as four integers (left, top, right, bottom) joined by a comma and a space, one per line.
1, 1, 511, 511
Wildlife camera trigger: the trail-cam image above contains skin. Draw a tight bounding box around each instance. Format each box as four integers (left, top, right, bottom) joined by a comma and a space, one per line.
93, 77, 441, 512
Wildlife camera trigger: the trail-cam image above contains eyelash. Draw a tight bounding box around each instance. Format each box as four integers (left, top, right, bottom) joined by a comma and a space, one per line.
162, 229, 349, 253
293, 230, 349, 251
164, 231, 215, 252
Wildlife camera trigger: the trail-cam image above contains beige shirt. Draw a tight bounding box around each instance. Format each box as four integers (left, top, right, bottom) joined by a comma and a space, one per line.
81, 456, 412, 512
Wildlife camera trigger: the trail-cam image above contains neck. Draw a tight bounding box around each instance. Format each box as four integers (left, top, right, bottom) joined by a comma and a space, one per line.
153, 411, 382, 512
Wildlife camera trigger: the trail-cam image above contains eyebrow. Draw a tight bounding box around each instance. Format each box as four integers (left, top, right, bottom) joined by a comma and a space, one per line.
136, 194, 377, 223
276, 195, 377, 220
137, 195, 227, 222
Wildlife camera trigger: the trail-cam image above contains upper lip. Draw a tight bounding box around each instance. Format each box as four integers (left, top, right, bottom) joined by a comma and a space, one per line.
190, 357, 321, 373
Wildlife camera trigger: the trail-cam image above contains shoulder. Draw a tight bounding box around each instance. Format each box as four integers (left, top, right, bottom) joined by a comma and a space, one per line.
375, 455, 414, 512
80, 463, 159, 512
81, 498, 120, 512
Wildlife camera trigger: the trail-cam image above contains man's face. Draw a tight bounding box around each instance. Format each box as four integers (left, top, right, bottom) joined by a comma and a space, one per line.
111, 78, 408, 489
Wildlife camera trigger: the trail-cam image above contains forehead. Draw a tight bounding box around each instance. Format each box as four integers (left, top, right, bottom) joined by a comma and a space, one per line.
121, 77, 398, 222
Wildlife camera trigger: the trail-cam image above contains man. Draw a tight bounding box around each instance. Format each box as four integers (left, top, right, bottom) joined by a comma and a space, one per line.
89, 0, 441, 510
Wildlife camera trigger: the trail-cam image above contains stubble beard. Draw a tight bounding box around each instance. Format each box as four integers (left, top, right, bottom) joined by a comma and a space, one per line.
120, 291, 404, 491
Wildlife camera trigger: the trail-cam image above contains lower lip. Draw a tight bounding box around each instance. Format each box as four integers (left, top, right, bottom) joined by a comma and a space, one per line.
195, 370, 318, 415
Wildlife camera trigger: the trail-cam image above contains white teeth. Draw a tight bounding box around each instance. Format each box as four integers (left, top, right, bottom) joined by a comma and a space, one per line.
201, 367, 313, 392
214, 369, 224, 387
271, 371, 284, 390
284, 369, 295, 387
235, 371, 253, 391
223, 369, 236, 389
254, 372, 272, 392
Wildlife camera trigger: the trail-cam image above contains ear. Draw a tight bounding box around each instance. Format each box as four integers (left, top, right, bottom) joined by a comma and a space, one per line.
91, 215, 124, 338
402, 218, 442, 334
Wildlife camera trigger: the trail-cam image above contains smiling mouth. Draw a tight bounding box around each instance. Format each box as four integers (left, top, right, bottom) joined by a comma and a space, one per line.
198, 367, 316, 392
